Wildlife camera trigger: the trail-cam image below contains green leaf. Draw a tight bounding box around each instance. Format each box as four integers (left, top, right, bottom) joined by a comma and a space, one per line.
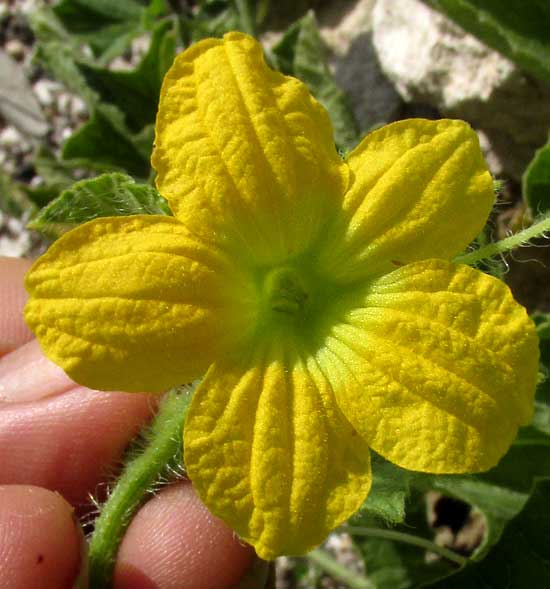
183, 0, 240, 43
424, 0, 550, 84
427, 475, 527, 555
28, 172, 170, 239
411, 418, 550, 560
351, 453, 412, 525
533, 311, 550, 365
523, 141, 550, 214
53, 0, 143, 29
423, 478, 550, 588
52, 0, 145, 60
0, 170, 34, 217
350, 486, 458, 589
77, 20, 176, 132
358, 538, 413, 589
62, 105, 151, 177
531, 379, 550, 438
271, 11, 360, 152
30, 8, 96, 104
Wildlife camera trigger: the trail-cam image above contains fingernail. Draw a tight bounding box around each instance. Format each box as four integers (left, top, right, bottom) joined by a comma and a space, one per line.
0, 339, 75, 403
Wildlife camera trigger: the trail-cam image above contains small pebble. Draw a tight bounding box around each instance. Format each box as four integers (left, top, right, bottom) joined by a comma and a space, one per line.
0, 126, 24, 148
7, 216, 24, 234
57, 92, 72, 114
33, 79, 61, 107
70, 96, 87, 120
29, 175, 43, 188
5, 38, 25, 60
61, 127, 73, 141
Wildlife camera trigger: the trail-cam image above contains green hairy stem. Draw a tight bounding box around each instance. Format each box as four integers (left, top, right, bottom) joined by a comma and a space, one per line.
456, 215, 550, 266
88, 386, 193, 588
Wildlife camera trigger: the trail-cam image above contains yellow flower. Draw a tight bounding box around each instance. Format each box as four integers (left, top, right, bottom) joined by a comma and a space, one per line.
25, 33, 539, 560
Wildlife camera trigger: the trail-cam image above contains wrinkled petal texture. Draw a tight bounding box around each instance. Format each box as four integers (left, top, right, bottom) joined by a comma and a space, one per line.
184, 337, 371, 560
318, 119, 494, 282
25, 215, 256, 392
319, 259, 539, 473
152, 32, 348, 265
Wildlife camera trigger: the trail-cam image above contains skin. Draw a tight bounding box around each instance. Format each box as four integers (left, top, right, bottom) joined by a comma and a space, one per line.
0, 257, 254, 589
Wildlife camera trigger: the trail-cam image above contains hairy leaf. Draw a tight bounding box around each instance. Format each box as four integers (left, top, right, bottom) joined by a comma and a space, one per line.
28, 173, 170, 239
523, 142, 550, 215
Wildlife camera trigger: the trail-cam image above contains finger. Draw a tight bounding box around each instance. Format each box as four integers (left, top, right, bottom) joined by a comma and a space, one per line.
0, 339, 75, 404
0, 485, 82, 589
0, 257, 33, 356
114, 481, 254, 589
0, 387, 156, 505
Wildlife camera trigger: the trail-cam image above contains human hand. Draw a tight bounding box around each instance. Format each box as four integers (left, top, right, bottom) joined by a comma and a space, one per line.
0, 256, 254, 589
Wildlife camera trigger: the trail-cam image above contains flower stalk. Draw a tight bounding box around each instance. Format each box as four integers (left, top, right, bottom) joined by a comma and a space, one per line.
88, 386, 194, 588
455, 214, 550, 266
343, 526, 468, 566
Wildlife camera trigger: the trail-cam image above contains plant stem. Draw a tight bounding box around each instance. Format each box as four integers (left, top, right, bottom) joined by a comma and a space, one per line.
455, 215, 550, 266
235, 0, 256, 36
308, 548, 375, 589
344, 526, 468, 566
88, 386, 193, 589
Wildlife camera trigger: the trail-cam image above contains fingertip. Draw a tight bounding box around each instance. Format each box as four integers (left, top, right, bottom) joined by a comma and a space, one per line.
0, 485, 82, 589
0, 339, 75, 404
0, 257, 34, 356
114, 482, 254, 589
0, 388, 157, 505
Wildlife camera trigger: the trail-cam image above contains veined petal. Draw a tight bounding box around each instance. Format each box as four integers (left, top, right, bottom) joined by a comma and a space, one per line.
152, 32, 349, 265
25, 216, 257, 392
318, 259, 538, 473
318, 119, 494, 282
183, 336, 371, 560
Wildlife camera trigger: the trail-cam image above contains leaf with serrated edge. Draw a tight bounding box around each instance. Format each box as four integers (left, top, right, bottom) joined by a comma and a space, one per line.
28, 173, 170, 239
423, 478, 550, 588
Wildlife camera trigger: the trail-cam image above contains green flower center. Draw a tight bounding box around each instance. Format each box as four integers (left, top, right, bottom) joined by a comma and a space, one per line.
263, 266, 309, 316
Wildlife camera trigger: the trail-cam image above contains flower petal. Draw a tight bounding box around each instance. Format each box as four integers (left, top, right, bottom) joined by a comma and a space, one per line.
183, 338, 371, 560
25, 216, 257, 392
318, 119, 494, 282
152, 32, 349, 265
318, 259, 538, 473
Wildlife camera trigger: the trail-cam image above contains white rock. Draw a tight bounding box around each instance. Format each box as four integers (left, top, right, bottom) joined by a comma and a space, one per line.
318, 0, 402, 130
372, 0, 550, 180
0, 125, 23, 148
